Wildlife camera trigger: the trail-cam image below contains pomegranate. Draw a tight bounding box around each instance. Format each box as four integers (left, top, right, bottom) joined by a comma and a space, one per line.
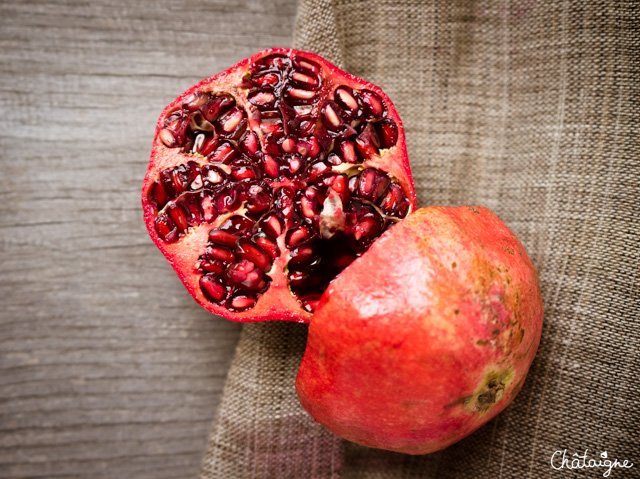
296, 206, 543, 454
142, 49, 416, 322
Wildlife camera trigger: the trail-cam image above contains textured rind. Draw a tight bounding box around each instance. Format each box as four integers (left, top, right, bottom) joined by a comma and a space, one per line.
296, 206, 544, 454
141, 48, 416, 323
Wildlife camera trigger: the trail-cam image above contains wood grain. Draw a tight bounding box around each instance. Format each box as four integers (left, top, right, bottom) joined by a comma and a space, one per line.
0, 0, 297, 477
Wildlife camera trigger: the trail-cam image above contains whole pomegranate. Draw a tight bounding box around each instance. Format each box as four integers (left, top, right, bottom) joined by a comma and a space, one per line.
296, 206, 543, 454
142, 48, 416, 322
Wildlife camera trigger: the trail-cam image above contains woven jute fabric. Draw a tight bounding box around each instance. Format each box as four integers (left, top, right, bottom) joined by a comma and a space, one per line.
200, 1, 639, 477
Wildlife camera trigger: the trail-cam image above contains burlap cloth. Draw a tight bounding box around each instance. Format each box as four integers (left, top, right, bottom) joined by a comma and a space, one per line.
200, 1, 639, 477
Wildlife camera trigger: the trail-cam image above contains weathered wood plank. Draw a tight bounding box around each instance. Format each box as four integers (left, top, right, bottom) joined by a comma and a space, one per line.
0, 0, 297, 477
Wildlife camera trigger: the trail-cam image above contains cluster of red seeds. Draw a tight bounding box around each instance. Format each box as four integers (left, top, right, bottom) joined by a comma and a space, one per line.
147, 54, 410, 312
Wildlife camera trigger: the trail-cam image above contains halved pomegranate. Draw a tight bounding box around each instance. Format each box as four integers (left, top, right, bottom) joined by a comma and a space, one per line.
142, 49, 416, 322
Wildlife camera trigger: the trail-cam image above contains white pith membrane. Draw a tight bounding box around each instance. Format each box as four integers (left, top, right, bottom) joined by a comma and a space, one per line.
147, 53, 411, 313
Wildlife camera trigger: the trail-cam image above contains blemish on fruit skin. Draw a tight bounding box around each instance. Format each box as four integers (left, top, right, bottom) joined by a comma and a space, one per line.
468, 368, 515, 414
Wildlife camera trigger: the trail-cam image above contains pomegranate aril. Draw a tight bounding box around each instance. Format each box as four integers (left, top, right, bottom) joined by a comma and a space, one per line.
282, 137, 296, 153
355, 123, 380, 159
218, 107, 247, 139
337, 140, 358, 164
200, 136, 219, 157
155, 214, 178, 243
226, 259, 265, 290
274, 187, 295, 219
288, 270, 322, 289
334, 254, 356, 268
260, 214, 283, 237
200, 275, 226, 302
322, 101, 344, 130
289, 245, 319, 266
329, 175, 350, 203
199, 256, 225, 275
216, 185, 241, 213
249, 90, 277, 109
299, 293, 322, 313
307, 161, 330, 182
228, 295, 257, 311
375, 119, 399, 149
262, 154, 280, 178
293, 56, 321, 75
291, 71, 319, 87
167, 204, 188, 232
208, 246, 235, 263
182, 91, 210, 112
201, 165, 228, 188
200, 193, 217, 223
208, 230, 238, 247
287, 88, 316, 103
334, 86, 359, 112
231, 163, 259, 181
327, 153, 343, 166
181, 196, 202, 226
255, 235, 279, 260
150, 181, 169, 209
236, 239, 271, 271
202, 95, 235, 122
245, 184, 271, 214
160, 110, 189, 147
287, 226, 312, 248
219, 215, 255, 236
209, 141, 239, 164
360, 90, 385, 118
252, 72, 279, 86
240, 131, 259, 157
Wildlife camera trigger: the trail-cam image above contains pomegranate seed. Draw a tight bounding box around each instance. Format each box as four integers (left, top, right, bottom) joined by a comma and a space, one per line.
299, 293, 322, 312
150, 181, 169, 208
327, 153, 343, 166
200, 136, 219, 156
274, 187, 295, 219
260, 214, 283, 237
263, 155, 280, 178
241, 131, 259, 156
289, 246, 318, 266
260, 121, 284, 136
210, 142, 238, 164
300, 197, 318, 219
199, 256, 225, 275
190, 175, 203, 190
208, 246, 235, 263
168, 204, 188, 232
182, 92, 209, 112
209, 230, 238, 247
355, 123, 380, 159
335, 86, 359, 111
288, 156, 303, 174
323, 102, 343, 129
287, 226, 311, 248
200, 193, 217, 223
202, 95, 235, 122
307, 137, 320, 158
249, 90, 277, 108
253, 72, 279, 86
357, 169, 378, 200
200, 275, 226, 302
182, 196, 202, 226
307, 161, 330, 182
159, 128, 178, 147
293, 57, 321, 74
375, 119, 398, 149
330, 175, 350, 203
170, 168, 186, 194
226, 259, 264, 290
334, 254, 356, 268
255, 236, 279, 260
338, 141, 357, 163
354, 217, 378, 241
236, 239, 271, 271
282, 137, 296, 153
360, 90, 385, 118
221, 108, 245, 133
192, 133, 205, 153
155, 214, 178, 243
229, 295, 256, 311
217, 186, 241, 213
289, 88, 316, 100
231, 164, 258, 181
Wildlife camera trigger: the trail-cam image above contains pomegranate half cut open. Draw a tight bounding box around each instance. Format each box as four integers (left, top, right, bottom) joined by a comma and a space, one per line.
142, 48, 416, 322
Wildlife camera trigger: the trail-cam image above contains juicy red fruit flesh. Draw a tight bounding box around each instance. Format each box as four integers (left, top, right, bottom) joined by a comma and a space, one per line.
142, 49, 415, 320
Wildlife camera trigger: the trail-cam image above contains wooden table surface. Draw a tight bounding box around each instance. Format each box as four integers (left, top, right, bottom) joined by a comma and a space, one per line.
0, 1, 297, 477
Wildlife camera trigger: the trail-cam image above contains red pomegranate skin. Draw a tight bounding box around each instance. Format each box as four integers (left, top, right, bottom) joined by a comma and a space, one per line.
296, 206, 543, 454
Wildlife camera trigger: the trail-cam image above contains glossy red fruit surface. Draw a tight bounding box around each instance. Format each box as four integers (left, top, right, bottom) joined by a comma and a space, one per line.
142, 49, 416, 322
296, 206, 543, 454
